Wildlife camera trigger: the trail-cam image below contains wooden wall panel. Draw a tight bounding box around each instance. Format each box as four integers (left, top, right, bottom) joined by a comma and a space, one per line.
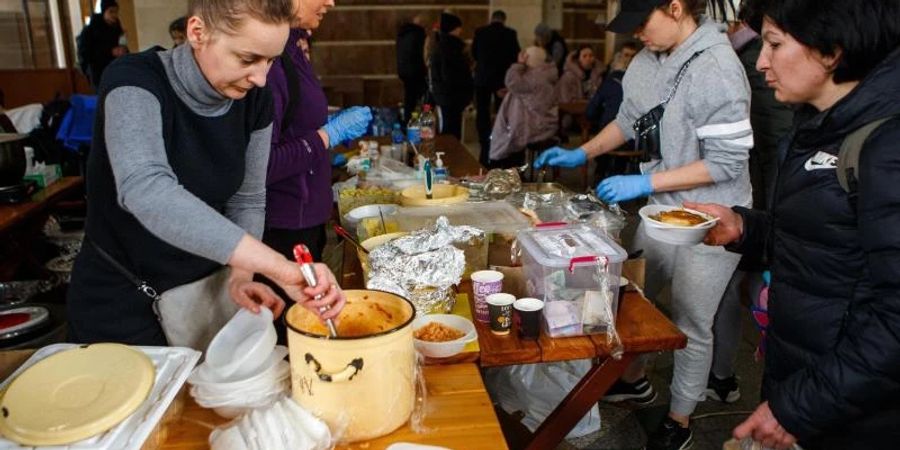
0, 68, 91, 108
313, 44, 396, 76
315, 8, 488, 42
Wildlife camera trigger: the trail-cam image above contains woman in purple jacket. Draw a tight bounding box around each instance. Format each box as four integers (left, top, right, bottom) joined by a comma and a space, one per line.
264, 0, 371, 262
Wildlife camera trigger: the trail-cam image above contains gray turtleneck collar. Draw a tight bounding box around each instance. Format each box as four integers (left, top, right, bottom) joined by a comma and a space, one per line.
158, 44, 233, 117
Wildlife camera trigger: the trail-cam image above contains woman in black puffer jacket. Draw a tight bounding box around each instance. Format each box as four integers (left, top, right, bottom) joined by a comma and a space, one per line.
688, 0, 900, 449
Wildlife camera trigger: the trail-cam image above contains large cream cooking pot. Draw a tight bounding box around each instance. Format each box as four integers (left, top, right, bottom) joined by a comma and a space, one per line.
285, 290, 416, 443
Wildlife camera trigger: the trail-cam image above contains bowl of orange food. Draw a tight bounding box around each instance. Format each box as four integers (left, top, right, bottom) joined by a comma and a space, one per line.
639, 204, 718, 246
411, 314, 477, 358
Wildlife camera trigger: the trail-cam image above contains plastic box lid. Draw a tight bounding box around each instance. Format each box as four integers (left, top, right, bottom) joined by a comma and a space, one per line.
517, 223, 627, 268
393, 201, 531, 234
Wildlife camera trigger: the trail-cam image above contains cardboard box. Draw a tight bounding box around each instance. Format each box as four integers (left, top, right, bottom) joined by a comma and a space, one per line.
23, 164, 61, 188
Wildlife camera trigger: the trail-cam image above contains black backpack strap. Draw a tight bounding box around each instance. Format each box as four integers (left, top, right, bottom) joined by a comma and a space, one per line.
279, 50, 301, 134
837, 117, 892, 198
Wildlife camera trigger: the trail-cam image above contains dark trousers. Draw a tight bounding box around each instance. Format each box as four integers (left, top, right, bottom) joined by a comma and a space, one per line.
261, 224, 327, 345
475, 86, 501, 166
439, 101, 467, 139
401, 76, 427, 124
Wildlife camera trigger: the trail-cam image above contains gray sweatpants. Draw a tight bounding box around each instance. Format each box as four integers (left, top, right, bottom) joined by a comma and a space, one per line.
633, 223, 742, 417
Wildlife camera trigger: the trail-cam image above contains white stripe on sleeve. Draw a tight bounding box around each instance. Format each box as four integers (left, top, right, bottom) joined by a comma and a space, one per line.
696, 119, 752, 139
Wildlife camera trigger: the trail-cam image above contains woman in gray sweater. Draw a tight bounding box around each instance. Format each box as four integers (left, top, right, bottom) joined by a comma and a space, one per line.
535, 1, 752, 449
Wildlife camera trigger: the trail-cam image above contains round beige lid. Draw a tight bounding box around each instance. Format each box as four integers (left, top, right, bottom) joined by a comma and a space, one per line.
0, 343, 155, 446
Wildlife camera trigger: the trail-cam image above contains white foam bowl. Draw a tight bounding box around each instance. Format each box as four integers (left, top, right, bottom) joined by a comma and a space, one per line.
412, 314, 477, 358
639, 204, 717, 246
342, 204, 398, 234
204, 307, 277, 382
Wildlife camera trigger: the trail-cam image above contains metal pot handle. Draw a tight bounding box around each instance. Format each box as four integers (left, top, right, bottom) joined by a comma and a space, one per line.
305, 353, 364, 383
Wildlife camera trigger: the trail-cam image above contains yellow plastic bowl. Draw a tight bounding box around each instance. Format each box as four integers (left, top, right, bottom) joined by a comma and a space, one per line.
400, 184, 469, 206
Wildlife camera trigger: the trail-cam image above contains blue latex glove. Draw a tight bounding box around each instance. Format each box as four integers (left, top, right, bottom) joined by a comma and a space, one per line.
596, 174, 653, 204
331, 153, 347, 167
322, 106, 372, 148
533, 147, 587, 168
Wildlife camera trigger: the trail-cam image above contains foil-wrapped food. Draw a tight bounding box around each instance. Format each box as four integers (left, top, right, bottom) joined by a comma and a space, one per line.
366, 217, 484, 314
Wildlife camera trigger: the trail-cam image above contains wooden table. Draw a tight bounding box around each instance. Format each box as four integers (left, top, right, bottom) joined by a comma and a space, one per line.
0, 176, 84, 280
337, 135, 686, 448
161, 363, 507, 450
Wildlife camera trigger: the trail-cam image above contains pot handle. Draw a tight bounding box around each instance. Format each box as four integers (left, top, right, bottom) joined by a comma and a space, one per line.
305, 353, 364, 383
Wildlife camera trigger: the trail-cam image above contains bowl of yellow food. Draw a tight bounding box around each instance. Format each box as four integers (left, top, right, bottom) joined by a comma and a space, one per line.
411, 314, 477, 358
639, 204, 717, 246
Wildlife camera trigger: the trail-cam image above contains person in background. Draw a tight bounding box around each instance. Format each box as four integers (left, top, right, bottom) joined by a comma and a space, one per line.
169, 16, 187, 47
67, 0, 345, 345
429, 12, 473, 139
396, 14, 427, 123
706, 0, 793, 407
78, 0, 127, 89
558, 46, 604, 104
535, 1, 753, 448
588, 42, 639, 180
472, 10, 520, 166
265, 0, 370, 268
689, 0, 900, 448
586, 42, 638, 133
534, 23, 568, 74
488, 46, 558, 168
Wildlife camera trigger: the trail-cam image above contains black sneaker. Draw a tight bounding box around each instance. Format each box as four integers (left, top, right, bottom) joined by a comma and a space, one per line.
602, 376, 658, 406
646, 417, 693, 450
706, 374, 741, 403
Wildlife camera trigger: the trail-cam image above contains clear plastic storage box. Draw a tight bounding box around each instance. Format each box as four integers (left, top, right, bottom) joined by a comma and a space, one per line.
517, 223, 628, 338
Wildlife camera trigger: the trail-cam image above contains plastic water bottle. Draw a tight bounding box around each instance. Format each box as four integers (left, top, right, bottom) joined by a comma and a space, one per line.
406, 112, 421, 166
419, 104, 436, 159
391, 123, 405, 161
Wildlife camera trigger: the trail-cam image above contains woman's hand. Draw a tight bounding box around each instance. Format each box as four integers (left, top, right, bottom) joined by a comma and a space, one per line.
683, 201, 743, 246
228, 268, 285, 318
534, 146, 588, 168
276, 263, 347, 321
322, 106, 372, 148
733, 402, 797, 450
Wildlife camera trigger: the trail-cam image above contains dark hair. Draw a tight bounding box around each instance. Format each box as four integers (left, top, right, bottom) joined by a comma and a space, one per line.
619, 41, 640, 52
491, 10, 506, 22
188, 0, 294, 34
744, 0, 900, 83
169, 16, 187, 34
577, 45, 594, 57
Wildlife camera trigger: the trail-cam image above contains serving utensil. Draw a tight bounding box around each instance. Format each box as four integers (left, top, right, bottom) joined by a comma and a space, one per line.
333, 224, 368, 254
293, 244, 338, 338
424, 159, 434, 200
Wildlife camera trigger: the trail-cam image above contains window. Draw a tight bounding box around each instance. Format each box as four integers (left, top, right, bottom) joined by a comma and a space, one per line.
0, 0, 68, 69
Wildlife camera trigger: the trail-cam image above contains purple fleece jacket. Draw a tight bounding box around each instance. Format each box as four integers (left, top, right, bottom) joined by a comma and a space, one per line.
265, 28, 331, 230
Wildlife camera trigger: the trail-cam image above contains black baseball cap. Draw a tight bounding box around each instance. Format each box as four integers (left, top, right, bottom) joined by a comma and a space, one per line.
607, 0, 668, 34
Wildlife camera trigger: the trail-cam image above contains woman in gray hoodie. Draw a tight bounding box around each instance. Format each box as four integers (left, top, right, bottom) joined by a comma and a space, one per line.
535, 1, 752, 449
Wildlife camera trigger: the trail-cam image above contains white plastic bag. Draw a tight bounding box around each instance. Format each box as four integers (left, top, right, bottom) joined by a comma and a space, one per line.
484, 360, 601, 438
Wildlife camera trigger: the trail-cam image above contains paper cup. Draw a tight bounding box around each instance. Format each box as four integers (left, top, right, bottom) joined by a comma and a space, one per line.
514, 297, 544, 340
472, 270, 504, 323
486, 293, 515, 335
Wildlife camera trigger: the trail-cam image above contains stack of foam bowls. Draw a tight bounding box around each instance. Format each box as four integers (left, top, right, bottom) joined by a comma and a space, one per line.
187, 307, 290, 418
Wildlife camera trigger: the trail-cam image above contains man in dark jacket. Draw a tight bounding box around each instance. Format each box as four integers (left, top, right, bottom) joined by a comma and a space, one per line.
430, 12, 473, 139
472, 10, 519, 165
78, 0, 126, 89
396, 15, 427, 123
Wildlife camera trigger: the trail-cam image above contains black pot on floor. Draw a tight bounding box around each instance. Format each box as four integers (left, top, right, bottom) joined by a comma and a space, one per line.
0, 133, 27, 186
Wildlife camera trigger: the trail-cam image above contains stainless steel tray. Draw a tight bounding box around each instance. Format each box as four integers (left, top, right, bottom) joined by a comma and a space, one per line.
519, 182, 570, 194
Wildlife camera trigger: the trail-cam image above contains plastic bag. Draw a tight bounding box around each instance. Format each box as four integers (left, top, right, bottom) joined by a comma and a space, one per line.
209, 396, 331, 450
483, 360, 601, 438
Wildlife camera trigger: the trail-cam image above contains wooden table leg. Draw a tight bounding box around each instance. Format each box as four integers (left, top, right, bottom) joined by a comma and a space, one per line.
524, 353, 636, 450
